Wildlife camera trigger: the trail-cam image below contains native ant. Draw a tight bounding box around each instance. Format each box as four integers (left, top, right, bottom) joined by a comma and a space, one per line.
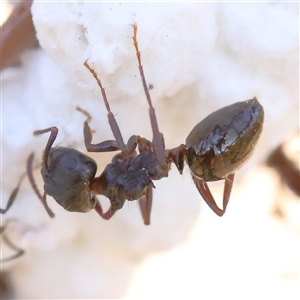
1, 24, 264, 226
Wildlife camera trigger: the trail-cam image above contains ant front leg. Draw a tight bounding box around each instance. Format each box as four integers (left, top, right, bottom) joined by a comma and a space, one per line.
0, 174, 25, 215
76, 107, 120, 152
93, 181, 153, 225
193, 173, 235, 216
26, 152, 55, 218
0, 220, 25, 263
33, 127, 58, 172
32, 127, 63, 217
94, 199, 117, 220
83, 61, 132, 221
0, 153, 54, 218
83, 61, 127, 152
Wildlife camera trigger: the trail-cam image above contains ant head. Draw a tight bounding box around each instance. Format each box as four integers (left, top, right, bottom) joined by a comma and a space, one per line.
41, 147, 98, 213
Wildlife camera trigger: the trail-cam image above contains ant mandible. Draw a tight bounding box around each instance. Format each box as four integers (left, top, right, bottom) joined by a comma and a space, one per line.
1, 24, 264, 225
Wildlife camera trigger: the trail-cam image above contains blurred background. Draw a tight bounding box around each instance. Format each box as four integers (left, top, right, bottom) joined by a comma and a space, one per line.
1, 1, 299, 299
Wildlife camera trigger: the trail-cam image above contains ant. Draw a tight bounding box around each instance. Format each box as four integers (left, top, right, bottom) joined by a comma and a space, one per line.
1, 24, 264, 226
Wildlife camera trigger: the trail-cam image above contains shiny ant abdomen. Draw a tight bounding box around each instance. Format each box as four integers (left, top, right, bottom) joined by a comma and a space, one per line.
185, 100, 263, 181
1, 24, 264, 225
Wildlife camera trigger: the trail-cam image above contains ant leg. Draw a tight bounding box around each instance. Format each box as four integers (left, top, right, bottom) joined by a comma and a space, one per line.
33, 127, 58, 172
193, 173, 235, 216
0, 220, 24, 263
132, 24, 168, 175
0, 173, 25, 214
76, 106, 119, 152
83, 60, 126, 152
223, 173, 235, 212
27, 153, 55, 218
94, 198, 116, 220
138, 184, 153, 225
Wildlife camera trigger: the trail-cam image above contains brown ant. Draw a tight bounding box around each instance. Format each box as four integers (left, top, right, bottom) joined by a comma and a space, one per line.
1, 24, 264, 226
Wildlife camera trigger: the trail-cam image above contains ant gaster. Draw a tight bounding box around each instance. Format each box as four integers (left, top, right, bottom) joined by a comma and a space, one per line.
1, 25, 264, 225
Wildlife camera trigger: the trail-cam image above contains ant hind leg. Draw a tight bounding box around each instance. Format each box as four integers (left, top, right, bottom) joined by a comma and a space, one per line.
138, 184, 153, 225
193, 173, 235, 217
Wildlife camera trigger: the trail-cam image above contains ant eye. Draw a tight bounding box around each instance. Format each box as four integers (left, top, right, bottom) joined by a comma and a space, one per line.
62, 156, 78, 170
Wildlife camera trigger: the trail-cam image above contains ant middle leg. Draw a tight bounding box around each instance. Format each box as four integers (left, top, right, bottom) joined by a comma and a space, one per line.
193, 173, 235, 216
138, 185, 153, 225
0, 219, 25, 263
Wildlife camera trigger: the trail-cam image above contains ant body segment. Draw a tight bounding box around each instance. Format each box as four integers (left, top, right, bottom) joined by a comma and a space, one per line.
1, 25, 264, 225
